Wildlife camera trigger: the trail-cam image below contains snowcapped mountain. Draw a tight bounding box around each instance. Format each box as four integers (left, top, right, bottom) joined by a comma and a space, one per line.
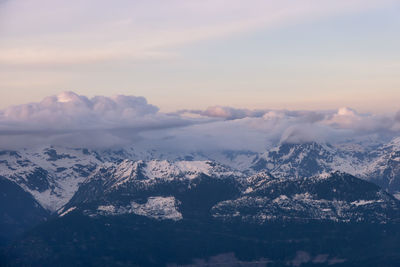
2, 137, 400, 224
3, 141, 400, 266
0, 146, 166, 212
0, 145, 255, 214
213, 172, 400, 224
366, 137, 400, 194
62, 159, 242, 219
0, 147, 102, 211
61, 165, 400, 224
250, 140, 400, 195
98, 159, 241, 184
251, 142, 367, 179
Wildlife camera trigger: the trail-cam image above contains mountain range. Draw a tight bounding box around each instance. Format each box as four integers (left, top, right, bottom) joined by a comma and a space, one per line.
2, 138, 400, 266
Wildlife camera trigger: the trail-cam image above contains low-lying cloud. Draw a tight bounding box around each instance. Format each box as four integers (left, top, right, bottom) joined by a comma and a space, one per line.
0, 91, 191, 148
177, 106, 266, 120
0, 91, 399, 152
2, 91, 159, 129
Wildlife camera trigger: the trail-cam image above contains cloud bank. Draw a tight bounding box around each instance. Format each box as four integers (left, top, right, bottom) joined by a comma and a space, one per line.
0, 91, 399, 151
0, 91, 190, 148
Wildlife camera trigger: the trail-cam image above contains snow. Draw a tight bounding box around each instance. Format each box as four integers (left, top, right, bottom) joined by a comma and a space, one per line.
205, 151, 258, 171
318, 172, 330, 179
387, 137, 400, 150
131, 196, 182, 221
143, 160, 208, 180
143, 160, 237, 180
273, 195, 289, 203
59, 207, 76, 217
0, 146, 103, 211
29, 189, 65, 211
91, 197, 183, 221
103, 159, 242, 190
292, 193, 312, 200
212, 194, 389, 223
244, 187, 253, 194
2, 137, 400, 217
350, 200, 383, 206
98, 205, 116, 213
0, 148, 241, 213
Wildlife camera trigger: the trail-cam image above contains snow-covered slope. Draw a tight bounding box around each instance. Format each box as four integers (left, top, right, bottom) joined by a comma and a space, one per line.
60, 168, 400, 224
3, 137, 400, 215
0, 148, 103, 211
364, 137, 400, 194
251, 142, 368, 178
250, 139, 400, 194
102, 159, 240, 185
84, 196, 183, 221
212, 172, 400, 223
0, 146, 246, 212
65, 159, 241, 208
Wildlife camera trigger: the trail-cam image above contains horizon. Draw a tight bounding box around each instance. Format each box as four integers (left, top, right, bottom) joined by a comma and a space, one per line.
0, 90, 399, 151
1, 90, 399, 114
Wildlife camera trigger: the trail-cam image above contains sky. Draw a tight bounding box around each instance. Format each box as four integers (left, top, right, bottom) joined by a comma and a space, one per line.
0, 0, 399, 113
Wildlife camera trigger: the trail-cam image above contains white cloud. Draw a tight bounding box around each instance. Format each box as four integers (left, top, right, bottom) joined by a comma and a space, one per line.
0, 91, 399, 151
0, 91, 191, 148
2, 91, 159, 128
322, 107, 395, 132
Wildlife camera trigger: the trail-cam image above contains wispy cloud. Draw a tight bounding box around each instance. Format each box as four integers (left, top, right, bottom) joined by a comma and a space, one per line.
0, 0, 396, 66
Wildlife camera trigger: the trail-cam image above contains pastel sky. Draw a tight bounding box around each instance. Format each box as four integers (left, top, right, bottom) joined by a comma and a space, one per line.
1, 0, 399, 112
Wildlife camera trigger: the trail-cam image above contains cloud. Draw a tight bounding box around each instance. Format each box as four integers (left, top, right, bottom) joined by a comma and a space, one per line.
137, 107, 400, 154
171, 106, 400, 150
280, 124, 326, 144
0, 91, 191, 149
177, 106, 266, 120
1, 0, 397, 66
0, 91, 399, 151
1, 91, 159, 129
322, 107, 395, 133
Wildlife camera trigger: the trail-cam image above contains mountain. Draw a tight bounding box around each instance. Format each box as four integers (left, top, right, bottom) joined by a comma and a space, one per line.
3, 171, 400, 266
366, 137, 400, 195
62, 159, 242, 220
251, 140, 400, 195
213, 172, 400, 224
60, 168, 400, 224
0, 176, 49, 246
3, 138, 400, 218
251, 142, 367, 178
3, 139, 400, 265
0, 148, 102, 211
